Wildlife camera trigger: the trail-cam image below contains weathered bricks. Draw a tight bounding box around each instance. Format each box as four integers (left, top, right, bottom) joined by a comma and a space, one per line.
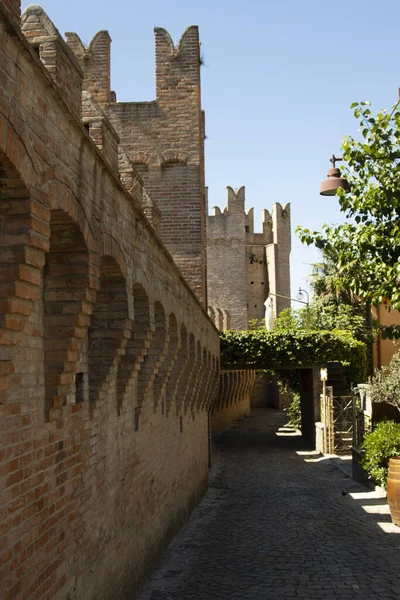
0, 5, 219, 600
66, 26, 207, 305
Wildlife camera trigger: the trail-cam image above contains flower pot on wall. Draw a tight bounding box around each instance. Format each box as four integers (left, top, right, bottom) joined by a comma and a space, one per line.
387, 457, 400, 526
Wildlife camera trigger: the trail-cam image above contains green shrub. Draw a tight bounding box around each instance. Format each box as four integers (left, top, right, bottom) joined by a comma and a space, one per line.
360, 420, 400, 489
285, 393, 301, 430
368, 350, 400, 412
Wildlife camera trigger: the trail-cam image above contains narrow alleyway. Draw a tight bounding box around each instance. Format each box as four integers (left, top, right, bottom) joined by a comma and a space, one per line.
138, 409, 400, 600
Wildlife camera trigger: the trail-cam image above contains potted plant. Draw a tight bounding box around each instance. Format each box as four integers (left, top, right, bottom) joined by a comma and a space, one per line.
360, 351, 400, 525
360, 420, 400, 524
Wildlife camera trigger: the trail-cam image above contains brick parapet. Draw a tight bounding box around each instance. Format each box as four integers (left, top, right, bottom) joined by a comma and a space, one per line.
0, 8, 219, 600
21, 5, 83, 120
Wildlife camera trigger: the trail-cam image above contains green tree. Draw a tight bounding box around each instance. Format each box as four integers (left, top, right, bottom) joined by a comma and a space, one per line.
298, 100, 400, 338
273, 301, 371, 346
308, 245, 361, 307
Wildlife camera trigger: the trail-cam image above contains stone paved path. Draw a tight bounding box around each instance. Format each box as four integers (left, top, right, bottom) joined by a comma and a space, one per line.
138, 409, 400, 600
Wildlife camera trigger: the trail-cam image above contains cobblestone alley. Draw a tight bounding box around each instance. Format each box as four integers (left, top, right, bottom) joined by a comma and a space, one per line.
138, 409, 400, 600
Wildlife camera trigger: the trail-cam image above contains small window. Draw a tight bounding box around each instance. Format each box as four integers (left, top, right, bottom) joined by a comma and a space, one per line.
75, 372, 84, 403
245, 226, 250, 233
251, 281, 254, 285
261, 282, 264, 285
254, 305, 257, 308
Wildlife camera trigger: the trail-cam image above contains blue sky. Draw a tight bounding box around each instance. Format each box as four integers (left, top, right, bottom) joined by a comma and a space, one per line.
22, 0, 400, 302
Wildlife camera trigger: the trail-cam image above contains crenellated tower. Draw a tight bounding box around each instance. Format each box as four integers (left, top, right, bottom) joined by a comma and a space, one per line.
207, 187, 291, 330
66, 26, 207, 305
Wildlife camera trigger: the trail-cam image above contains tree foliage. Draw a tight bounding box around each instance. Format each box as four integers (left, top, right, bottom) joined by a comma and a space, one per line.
273, 301, 372, 346
308, 245, 361, 307
297, 100, 400, 337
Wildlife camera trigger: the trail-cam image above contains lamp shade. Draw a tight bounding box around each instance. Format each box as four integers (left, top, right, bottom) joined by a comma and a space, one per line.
320, 167, 350, 196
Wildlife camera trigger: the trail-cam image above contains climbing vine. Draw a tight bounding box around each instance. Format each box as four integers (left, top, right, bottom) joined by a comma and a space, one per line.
220, 330, 366, 384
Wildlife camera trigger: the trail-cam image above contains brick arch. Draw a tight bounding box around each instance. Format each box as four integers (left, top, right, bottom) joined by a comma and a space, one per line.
197, 347, 208, 410
116, 282, 153, 416
43, 209, 97, 421
182, 333, 197, 413
42, 176, 98, 254
101, 232, 127, 280
207, 355, 220, 412
166, 322, 188, 414
189, 340, 203, 412
88, 255, 130, 406
0, 115, 36, 189
202, 350, 214, 410
153, 312, 178, 413
130, 152, 153, 165
159, 151, 189, 166
137, 300, 168, 411
0, 150, 47, 353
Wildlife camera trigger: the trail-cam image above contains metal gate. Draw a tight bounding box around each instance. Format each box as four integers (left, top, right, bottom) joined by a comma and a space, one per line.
320, 387, 354, 454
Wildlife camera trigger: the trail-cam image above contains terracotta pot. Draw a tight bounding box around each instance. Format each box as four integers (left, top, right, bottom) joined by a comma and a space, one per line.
387, 457, 400, 526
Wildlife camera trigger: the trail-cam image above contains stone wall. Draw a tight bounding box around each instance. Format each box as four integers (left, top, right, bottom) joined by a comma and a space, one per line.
212, 370, 256, 431
207, 186, 291, 330
0, 7, 219, 599
65, 26, 207, 305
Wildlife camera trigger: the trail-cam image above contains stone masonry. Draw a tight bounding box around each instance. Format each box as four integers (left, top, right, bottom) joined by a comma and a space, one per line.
207, 186, 291, 330
65, 25, 207, 306
139, 409, 400, 600
0, 4, 219, 599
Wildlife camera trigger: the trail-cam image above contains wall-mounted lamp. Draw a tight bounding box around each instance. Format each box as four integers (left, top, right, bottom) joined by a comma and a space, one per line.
320, 155, 351, 196
297, 287, 310, 328
320, 367, 328, 382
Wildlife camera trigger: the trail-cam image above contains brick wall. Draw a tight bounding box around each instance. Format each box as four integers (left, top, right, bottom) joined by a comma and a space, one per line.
207, 187, 291, 330
212, 369, 256, 431
0, 6, 219, 599
66, 26, 207, 306
2, 0, 20, 20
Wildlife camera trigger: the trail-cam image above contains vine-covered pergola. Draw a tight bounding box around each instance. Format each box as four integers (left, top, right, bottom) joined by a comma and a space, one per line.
220, 330, 367, 444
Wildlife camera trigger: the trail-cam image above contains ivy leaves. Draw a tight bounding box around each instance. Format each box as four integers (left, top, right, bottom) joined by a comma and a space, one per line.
220, 329, 366, 384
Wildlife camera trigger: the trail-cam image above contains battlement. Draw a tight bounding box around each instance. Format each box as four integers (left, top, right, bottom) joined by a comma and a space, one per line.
66, 30, 111, 107
21, 5, 83, 119
207, 187, 291, 329
208, 186, 290, 246
269, 202, 291, 248
155, 26, 201, 102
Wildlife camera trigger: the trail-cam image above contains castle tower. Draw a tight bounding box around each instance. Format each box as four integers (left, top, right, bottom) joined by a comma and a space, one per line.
67, 27, 207, 305
207, 187, 291, 330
